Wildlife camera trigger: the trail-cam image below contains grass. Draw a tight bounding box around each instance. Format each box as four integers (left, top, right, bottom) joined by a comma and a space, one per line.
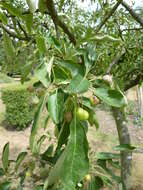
1, 77, 38, 90
0, 73, 15, 84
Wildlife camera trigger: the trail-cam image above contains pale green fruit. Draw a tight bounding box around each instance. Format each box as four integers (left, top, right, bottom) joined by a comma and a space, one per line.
76, 107, 89, 121
26, 171, 32, 178
103, 75, 113, 85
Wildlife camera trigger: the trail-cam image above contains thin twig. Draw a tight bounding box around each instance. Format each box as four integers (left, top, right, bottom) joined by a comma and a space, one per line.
46, 0, 76, 45
95, 0, 123, 33
122, 1, 143, 27
121, 27, 143, 32
0, 23, 31, 41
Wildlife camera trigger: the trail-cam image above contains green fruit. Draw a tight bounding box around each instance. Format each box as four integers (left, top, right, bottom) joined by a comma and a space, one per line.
26, 171, 31, 178
103, 75, 112, 85
90, 96, 100, 106
76, 107, 89, 121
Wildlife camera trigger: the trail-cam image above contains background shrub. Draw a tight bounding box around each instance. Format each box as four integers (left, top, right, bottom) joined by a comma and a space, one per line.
2, 84, 35, 129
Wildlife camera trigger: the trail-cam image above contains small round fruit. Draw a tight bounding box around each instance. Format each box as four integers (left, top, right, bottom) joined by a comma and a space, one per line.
27, 85, 35, 93
84, 174, 91, 182
64, 111, 72, 123
76, 107, 89, 121
26, 171, 31, 178
90, 96, 100, 105
103, 75, 113, 84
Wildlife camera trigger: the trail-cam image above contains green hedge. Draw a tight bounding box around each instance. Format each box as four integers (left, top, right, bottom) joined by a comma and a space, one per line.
2, 84, 35, 129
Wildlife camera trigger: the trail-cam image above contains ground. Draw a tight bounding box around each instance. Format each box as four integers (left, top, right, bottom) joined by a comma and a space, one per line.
0, 83, 143, 189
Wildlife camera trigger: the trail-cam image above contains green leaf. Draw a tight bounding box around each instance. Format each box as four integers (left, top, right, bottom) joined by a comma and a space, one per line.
96, 152, 120, 160
80, 97, 93, 109
0, 181, 11, 190
41, 144, 54, 160
88, 176, 103, 190
23, 13, 33, 33
108, 160, 120, 169
47, 114, 89, 189
93, 79, 110, 88
1, 2, 24, 19
84, 51, 93, 75
36, 35, 46, 54
15, 152, 27, 172
67, 75, 90, 94
21, 61, 33, 83
48, 91, 64, 124
35, 62, 50, 88
57, 122, 70, 149
88, 111, 99, 129
0, 10, 8, 25
30, 94, 47, 153
43, 115, 50, 129
38, 0, 47, 13
53, 65, 70, 83
114, 144, 136, 151
3, 31, 15, 61
17, 174, 26, 190
2, 143, 9, 172
0, 168, 4, 177
35, 135, 46, 154
57, 60, 84, 77
94, 88, 126, 108
35, 185, 43, 190
11, 17, 21, 36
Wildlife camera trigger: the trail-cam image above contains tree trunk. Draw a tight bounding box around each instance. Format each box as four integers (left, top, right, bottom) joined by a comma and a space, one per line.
112, 108, 132, 190
137, 85, 143, 118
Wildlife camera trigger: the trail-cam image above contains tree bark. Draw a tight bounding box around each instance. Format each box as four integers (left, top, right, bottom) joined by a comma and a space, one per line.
137, 85, 143, 118
112, 107, 132, 190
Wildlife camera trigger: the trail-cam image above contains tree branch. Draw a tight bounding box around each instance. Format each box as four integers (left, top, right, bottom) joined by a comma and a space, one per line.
46, 0, 76, 45
17, 20, 29, 39
106, 48, 126, 74
121, 27, 143, 32
0, 23, 31, 41
124, 74, 143, 91
95, 0, 123, 33
122, 1, 143, 27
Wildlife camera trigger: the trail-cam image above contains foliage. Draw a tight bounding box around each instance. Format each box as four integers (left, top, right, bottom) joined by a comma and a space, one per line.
2, 83, 36, 129
0, 0, 143, 189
